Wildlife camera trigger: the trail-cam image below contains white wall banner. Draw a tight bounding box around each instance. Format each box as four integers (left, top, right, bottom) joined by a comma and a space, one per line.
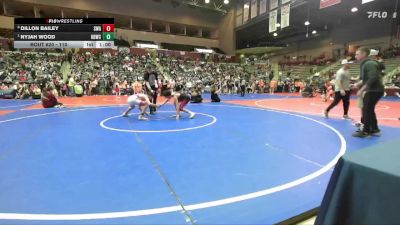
270, 0, 278, 10
251, 0, 258, 19
280, 4, 290, 28
282, 0, 291, 4
243, 2, 250, 22
269, 9, 278, 33
362, 0, 375, 4
259, 0, 267, 14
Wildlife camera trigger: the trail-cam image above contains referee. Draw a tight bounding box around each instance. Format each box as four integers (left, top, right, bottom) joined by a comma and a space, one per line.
353, 47, 384, 138
144, 65, 158, 114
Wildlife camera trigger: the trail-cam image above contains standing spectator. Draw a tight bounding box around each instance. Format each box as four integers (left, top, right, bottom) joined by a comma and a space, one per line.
324, 59, 352, 119
53, 76, 61, 96
133, 79, 142, 94
68, 75, 75, 97
270, 79, 277, 95
353, 47, 385, 138
90, 77, 98, 96
251, 80, 257, 93
84, 80, 90, 95
61, 81, 67, 97
269, 71, 274, 82
240, 77, 246, 97
259, 79, 265, 94
98, 77, 106, 95
115, 85, 121, 97
74, 83, 84, 97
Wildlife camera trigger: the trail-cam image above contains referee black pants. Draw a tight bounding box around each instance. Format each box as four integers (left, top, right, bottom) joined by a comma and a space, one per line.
150, 85, 157, 113
362, 92, 383, 133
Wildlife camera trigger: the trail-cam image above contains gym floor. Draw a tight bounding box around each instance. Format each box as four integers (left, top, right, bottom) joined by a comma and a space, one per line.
0, 94, 399, 225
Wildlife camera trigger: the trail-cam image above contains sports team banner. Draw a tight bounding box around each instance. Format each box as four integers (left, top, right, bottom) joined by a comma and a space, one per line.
320, 0, 341, 9
282, 0, 291, 4
259, 0, 267, 15
251, 0, 258, 19
243, 2, 250, 22
280, 4, 290, 28
270, 0, 278, 10
269, 9, 278, 33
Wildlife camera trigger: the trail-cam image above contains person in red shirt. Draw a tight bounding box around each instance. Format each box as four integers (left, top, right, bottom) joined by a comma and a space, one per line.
114, 85, 121, 97
41, 87, 65, 108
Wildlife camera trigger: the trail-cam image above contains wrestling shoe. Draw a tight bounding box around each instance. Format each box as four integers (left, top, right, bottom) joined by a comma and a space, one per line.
138, 115, 149, 120
370, 129, 381, 136
323, 110, 329, 118
352, 131, 369, 138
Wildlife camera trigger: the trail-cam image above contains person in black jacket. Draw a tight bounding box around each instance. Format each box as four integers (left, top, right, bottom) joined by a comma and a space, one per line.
353, 47, 385, 138
144, 65, 158, 114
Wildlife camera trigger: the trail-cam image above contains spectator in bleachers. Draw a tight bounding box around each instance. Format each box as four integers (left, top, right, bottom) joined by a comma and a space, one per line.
16, 83, 31, 99
302, 83, 316, 98
74, 83, 84, 97
31, 84, 41, 99
0, 83, 8, 90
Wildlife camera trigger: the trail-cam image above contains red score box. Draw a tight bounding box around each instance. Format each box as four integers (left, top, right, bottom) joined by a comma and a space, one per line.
102, 24, 115, 32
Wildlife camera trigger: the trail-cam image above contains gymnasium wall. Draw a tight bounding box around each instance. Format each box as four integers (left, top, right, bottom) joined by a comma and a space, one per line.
217, 9, 236, 55
115, 28, 220, 49
331, 17, 394, 45
348, 36, 393, 50
269, 38, 334, 61
0, 16, 14, 29
15, 0, 223, 28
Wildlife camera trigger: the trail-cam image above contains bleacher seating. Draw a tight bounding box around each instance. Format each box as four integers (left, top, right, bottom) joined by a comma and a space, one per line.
323, 57, 400, 80
281, 65, 325, 80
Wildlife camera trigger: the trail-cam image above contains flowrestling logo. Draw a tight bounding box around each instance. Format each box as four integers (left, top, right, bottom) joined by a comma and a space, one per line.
367, 11, 394, 19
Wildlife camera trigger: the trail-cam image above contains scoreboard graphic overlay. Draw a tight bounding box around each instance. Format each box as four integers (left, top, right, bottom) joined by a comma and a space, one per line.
14, 18, 115, 49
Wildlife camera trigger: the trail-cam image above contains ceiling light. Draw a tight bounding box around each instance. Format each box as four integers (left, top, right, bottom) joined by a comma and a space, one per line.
312, 30, 317, 34
224, 0, 229, 4
304, 21, 310, 26
276, 23, 281, 27
205, 0, 210, 3
273, 32, 278, 37
351, 7, 358, 12
244, 4, 249, 9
